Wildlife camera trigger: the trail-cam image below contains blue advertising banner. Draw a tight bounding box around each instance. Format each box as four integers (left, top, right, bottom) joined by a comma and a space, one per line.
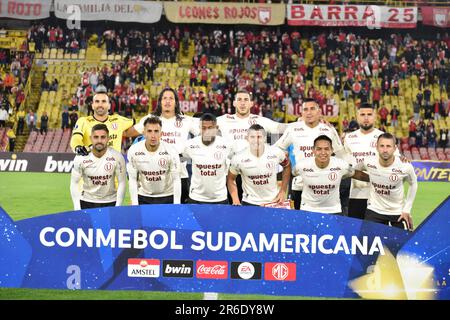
412, 161, 450, 182
0, 201, 449, 299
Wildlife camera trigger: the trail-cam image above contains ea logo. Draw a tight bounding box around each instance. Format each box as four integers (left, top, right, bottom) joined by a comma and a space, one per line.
248, 119, 257, 126
328, 172, 337, 181
272, 263, 289, 280
175, 120, 183, 128
159, 158, 168, 169
111, 123, 118, 130
237, 262, 255, 280
214, 152, 222, 161
389, 174, 398, 182
104, 162, 113, 171
266, 162, 275, 170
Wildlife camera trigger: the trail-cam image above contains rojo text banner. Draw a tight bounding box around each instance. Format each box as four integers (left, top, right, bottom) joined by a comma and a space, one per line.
287, 4, 417, 28
0, 0, 51, 20
54, 0, 162, 23
164, 2, 285, 25
1, 201, 448, 299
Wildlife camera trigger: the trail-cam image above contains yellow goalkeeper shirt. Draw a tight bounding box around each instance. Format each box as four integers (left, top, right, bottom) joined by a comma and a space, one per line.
70, 114, 135, 153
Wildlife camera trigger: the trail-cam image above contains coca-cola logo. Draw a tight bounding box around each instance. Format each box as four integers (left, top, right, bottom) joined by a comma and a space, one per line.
196, 260, 228, 279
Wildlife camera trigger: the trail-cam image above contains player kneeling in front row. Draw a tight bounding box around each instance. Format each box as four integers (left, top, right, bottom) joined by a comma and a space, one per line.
227, 124, 291, 206
127, 116, 181, 205
293, 135, 369, 215
70, 124, 126, 210
182, 113, 232, 204
355, 133, 418, 230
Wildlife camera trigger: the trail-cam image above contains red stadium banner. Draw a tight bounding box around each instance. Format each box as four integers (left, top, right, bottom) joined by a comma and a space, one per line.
421, 7, 450, 28
287, 4, 417, 28
0, 0, 51, 20
164, 2, 285, 25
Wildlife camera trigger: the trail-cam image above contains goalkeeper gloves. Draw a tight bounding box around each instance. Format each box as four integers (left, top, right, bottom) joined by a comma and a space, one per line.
75, 145, 89, 156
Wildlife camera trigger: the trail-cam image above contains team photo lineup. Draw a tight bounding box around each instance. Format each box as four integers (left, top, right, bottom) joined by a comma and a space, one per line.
0, 0, 449, 301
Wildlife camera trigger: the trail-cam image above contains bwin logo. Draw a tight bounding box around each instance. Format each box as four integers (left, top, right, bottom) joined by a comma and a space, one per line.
163, 260, 194, 278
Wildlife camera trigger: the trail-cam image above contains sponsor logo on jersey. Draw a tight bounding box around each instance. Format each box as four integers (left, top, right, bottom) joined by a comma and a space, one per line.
83, 160, 93, 164
106, 157, 116, 161
196, 260, 228, 279
127, 259, 160, 278
159, 151, 169, 155
158, 158, 168, 169
264, 262, 296, 281
162, 260, 194, 278
328, 172, 337, 181
104, 162, 113, 172
231, 262, 262, 280
267, 155, 277, 160
266, 161, 275, 170
367, 164, 377, 169
134, 152, 145, 156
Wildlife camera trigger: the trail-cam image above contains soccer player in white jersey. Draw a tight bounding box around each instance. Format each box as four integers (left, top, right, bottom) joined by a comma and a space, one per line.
128, 87, 199, 203
344, 103, 403, 219
218, 89, 287, 202
275, 98, 345, 210
227, 124, 291, 206
183, 113, 231, 204
70, 124, 126, 210
355, 133, 418, 230
293, 135, 369, 215
127, 116, 182, 205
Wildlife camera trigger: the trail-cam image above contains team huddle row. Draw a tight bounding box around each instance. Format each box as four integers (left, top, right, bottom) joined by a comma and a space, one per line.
70, 88, 418, 231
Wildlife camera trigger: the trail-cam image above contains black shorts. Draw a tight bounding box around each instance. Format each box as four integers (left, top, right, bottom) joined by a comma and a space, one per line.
291, 190, 302, 210
138, 194, 174, 205
187, 198, 229, 205
241, 201, 259, 206
181, 177, 190, 204
80, 200, 116, 209
365, 209, 408, 230
348, 198, 367, 220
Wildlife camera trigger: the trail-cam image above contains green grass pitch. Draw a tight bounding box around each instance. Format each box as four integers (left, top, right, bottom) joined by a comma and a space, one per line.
0, 172, 448, 300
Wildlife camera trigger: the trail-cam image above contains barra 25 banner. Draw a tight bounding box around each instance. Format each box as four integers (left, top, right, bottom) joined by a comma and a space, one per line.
287, 4, 417, 28
1, 201, 449, 299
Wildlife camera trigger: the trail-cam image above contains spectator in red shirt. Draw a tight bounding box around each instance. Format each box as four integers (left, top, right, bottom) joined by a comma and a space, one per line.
379, 105, 389, 126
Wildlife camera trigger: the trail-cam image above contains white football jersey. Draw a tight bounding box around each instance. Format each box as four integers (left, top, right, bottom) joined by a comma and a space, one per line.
275, 121, 344, 191
127, 140, 181, 198
183, 136, 232, 202
355, 156, 417, 216
294, 157, 354, 214
72, 148, 126, 203
217, 114, 282, 154
344, 128, 400, 199
229, 145, 288, 205
134, 114, 200, 178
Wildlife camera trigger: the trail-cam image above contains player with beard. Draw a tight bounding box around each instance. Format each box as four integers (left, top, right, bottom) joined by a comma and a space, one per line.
355, 133, 417, 230
70, 124, 126, 210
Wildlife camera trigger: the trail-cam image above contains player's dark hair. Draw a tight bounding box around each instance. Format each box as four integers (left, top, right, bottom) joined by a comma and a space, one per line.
358, 102, 375, 110
91, 123, 109, 134
377, 132, 396, 144
303, 97, 317, 104
313, 135, 332, 148
200, 113, 216, 123
248, 124, 266, 134
234, 89, 253, 101
143, 116, 162, 128
153, 87, 182, 120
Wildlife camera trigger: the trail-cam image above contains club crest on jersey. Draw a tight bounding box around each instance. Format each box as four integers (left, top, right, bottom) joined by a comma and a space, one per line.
214, 151, 222, 161
104, 162, 113, 171
248, 118, 257, 126
328, 172, 337, 181
111, 123, 118, 130
266, 162, 275, 170
175, 120, 183, 128
159, 158, 168, 169
389, 174, 398, 182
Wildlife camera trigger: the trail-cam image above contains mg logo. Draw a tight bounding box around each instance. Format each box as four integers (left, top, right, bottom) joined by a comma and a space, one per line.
272, 263, 289, 280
